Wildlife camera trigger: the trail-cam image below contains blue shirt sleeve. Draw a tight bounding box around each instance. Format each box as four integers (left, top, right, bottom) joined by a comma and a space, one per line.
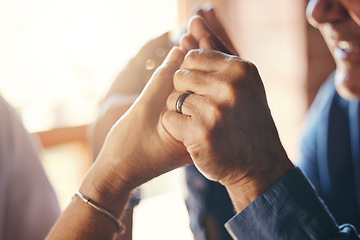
225, 168, 360, 240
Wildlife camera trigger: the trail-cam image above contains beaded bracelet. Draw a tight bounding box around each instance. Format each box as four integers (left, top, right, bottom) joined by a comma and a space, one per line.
74, 191, 126, 235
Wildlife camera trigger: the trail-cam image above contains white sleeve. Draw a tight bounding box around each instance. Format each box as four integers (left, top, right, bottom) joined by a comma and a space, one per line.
0, 97, 60, 240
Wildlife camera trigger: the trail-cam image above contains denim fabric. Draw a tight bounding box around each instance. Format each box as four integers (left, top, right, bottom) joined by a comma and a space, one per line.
224, 168, 360, 240
298, 74, 360, 229
185, 164, 234, 240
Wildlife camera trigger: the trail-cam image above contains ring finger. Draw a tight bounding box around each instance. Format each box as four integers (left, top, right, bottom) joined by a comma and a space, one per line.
167, 91, 206, 117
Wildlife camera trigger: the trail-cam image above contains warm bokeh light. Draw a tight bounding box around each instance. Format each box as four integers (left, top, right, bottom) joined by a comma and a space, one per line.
0, 1, 195, 239
0, 0, 177, 132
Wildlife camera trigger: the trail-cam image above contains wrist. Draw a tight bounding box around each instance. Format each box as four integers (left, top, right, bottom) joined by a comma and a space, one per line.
79, 157, 134, 218
224, 155, 294, 212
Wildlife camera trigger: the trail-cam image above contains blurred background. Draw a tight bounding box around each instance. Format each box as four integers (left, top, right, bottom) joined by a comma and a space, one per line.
0, 0, 335, 239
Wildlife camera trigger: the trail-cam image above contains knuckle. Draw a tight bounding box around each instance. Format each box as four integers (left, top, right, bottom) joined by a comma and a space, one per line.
224, 57, 256, 79
185, 49, 201, 62
174, 69, 190, 83
221, 57, 260, 101
173, 69, 183, 79
184, 49, 213, 67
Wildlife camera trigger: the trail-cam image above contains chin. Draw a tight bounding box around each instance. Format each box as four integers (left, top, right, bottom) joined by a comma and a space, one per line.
334, 69, 360, 100
337, 86, 360, 100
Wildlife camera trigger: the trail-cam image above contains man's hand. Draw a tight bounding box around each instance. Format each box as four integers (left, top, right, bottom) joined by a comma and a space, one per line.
162, 49, 294, 211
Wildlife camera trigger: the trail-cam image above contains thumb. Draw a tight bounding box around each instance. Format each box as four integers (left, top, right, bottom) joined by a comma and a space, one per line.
140, 46, 185, 100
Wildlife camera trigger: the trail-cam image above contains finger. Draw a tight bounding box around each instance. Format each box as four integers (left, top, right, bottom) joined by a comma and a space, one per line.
157, 46, 185, 77
141, 46, 185, 101
162, 111, 191, 143
188, 15, 211, 41
199, 37, 215, 50
188, 15, 233, 55
136, 46, 185, 119
167, 92, 206, 117
180, 34, 199, 53
197, 7, 239, 56
197, 8, 226, 42
181, 49, 235, 73
163, 95, 219, 148
173, 68, 224, 96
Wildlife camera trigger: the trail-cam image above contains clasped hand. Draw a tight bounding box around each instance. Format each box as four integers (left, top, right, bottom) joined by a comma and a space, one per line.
98, 46, 289, 196
92, 9, 292, 211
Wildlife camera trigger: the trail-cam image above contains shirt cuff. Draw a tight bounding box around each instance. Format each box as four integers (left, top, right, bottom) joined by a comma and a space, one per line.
225, 168, 338, 240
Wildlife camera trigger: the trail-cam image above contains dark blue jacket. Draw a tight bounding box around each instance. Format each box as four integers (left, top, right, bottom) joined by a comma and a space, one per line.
298, 73, 360, 229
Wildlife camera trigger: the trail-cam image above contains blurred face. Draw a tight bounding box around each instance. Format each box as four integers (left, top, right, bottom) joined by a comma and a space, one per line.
307, 0, 360, 100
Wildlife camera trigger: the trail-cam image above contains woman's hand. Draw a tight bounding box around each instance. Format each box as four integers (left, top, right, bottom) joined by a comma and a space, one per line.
80, 47, 192, 213
98, 47, 191, 188
47, 47, 192, 240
